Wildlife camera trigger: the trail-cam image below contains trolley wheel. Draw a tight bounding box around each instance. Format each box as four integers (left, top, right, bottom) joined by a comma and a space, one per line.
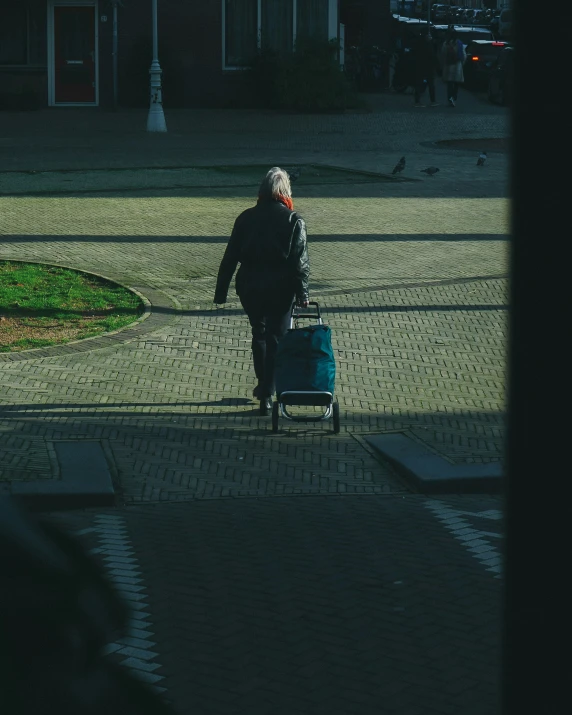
332, 401, 340, 434
271, 401, 279, 433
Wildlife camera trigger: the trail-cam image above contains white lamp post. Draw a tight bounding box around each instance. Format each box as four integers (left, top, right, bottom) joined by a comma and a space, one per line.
146, 0, 167, 132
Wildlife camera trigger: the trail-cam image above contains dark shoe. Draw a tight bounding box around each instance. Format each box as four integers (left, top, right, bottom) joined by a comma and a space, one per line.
259, 398, 272, 416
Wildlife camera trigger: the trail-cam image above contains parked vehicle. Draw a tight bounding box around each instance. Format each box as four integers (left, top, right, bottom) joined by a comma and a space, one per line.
488, 45, 514, 105
397, 17, 434, 50
448, 26, 493, 46
431, 4, 449, 23
399, 18, 433, 33
463, 40, 510, 88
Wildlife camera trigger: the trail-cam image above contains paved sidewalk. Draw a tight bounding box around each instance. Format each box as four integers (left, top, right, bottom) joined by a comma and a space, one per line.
48, 493, 503, 715
1, 90, 508, 713
0, 180, 508, 498
0, 103, 509, 496
0, 89, 509, 193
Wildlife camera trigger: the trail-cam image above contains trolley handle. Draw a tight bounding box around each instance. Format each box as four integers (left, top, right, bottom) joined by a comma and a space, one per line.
291, 301, 322, 325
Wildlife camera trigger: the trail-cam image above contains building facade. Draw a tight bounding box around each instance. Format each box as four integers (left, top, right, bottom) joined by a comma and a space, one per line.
1, 0, 391, 110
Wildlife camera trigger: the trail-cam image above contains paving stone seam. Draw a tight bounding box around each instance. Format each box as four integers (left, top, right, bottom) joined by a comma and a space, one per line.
75, 514, 168, 693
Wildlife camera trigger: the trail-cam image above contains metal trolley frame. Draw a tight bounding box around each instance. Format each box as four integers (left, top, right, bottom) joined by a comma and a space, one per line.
271, 302, 340, 434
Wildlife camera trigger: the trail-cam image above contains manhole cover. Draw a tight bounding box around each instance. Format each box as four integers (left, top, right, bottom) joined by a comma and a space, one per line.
435, 138, 509, 153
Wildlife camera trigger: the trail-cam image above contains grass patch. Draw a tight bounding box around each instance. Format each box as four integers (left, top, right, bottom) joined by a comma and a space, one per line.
0, 262, 144, 352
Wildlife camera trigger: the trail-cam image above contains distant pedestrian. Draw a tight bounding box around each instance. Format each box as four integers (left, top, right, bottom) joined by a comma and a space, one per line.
390, 16, 401, 52
214, 168, 310, 416
412, 31, 439, 107
441, 30, 466, 107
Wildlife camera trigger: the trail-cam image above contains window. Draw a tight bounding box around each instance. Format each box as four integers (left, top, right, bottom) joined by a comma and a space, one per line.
296, 0, 328, 44
0, 6, 47, 66
223, 0, 336, 68
0, 8, 28, 64
224, 0, 258, 68
262, 0, 293, 56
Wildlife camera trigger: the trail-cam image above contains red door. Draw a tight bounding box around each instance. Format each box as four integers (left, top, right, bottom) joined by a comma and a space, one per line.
54, 6, 96, 103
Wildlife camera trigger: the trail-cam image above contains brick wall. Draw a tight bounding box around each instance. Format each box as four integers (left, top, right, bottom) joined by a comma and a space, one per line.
0, 0, 47, 110
108, 0, 248, 109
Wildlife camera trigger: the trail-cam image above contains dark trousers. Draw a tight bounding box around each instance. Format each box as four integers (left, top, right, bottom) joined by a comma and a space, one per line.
414, 75, 435, 103
447, 81, 459, 100
240, 294, 294, 398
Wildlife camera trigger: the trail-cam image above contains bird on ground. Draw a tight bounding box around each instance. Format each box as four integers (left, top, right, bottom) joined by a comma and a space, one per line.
392, 156, 406, 175
287, 167, 303, 182
477, 151, 487, 167
421, 166, 440, 176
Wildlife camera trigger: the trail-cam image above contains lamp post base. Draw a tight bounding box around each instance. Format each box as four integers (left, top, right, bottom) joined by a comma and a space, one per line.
147, 59, 167, 133
146, 105, 167, 133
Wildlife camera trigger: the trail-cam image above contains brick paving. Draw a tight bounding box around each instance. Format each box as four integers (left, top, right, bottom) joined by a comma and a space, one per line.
48, 494, 503, 715
2, 91, 508, 712
0, 179, 508, 496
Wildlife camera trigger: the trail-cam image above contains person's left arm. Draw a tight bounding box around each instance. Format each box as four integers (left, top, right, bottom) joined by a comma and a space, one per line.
289, 216, 310, 307
213, 217, 242, 304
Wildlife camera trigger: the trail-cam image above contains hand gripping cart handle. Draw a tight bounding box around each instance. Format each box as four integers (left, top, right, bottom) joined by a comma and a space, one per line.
271, 301, 340, 434
290, 301, 323, 328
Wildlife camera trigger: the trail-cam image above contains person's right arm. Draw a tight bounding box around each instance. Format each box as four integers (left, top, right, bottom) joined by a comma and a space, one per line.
213, 217, 242, 304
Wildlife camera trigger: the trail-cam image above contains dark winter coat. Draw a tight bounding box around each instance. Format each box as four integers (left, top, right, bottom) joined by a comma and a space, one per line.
413, 35, 438, 81
214, 200, 310, 305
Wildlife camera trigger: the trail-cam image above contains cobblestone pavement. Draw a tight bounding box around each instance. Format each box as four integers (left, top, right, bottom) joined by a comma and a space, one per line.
0, 181, 508, 495
2, 91, 508, 712
0, 88, 509, 194
47, 494, 503, 715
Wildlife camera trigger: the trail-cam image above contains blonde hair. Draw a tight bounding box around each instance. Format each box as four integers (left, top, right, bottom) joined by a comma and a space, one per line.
258, 167, 292, 200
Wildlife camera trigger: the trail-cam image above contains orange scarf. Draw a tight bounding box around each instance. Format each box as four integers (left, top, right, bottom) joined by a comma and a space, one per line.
257, 195, 294, 211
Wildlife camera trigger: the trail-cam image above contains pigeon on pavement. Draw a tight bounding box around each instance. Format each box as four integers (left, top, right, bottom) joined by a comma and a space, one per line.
477, 151, 487, 166
287, 167, 303, 182
421, 166, 440, 176
392, 156, 406, 175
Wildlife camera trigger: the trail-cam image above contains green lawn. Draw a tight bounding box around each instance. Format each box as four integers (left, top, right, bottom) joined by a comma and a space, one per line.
0, 261, 143, 352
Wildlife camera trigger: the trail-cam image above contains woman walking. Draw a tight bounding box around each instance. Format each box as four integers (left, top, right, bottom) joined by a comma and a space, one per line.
214, 167, 310, 415
441, 30, 466, 107
413, 31, 439, 107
